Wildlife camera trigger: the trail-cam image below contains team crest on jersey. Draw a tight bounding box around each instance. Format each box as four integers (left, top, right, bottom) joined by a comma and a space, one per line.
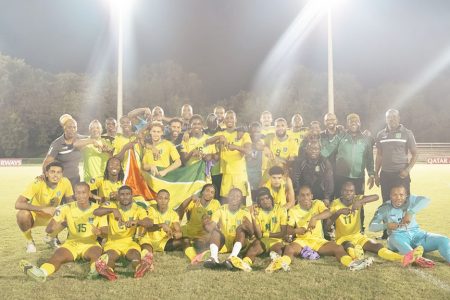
272, 217, 278, 224
283, 147, 287, 152
237, 220, 242, 226
88, 217, 94, 224
57, 191, 61, 197
315, 166, 320, 172
395, 133, 402, 139
90, 178, 96, 184
164, 220, 170, 225
129, 217, 134, 221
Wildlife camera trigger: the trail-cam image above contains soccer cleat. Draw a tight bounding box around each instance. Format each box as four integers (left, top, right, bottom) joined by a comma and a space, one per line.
229, 256, 252, 272
402, 246, 424, 267
43, 236, 60, 249
348, 257, 374, 271
354, 245, 365, 260
269, 251, 281, 261
265, 257, 290, 273
414, 257, 435, 268
135, 252, 154, 278
203, 257, 220, 269
26, 242, 37, 253
19, 260, 47, 282
224, 259, 235, 271
191, 250, 211, 265
95, 254, 117, 281
300, 246, 320, 260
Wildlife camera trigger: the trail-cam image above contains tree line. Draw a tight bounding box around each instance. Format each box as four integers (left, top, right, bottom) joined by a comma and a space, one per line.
0, 53, 448, 157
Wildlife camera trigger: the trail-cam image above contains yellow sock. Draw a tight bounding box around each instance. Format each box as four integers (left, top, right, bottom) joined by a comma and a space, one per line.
281, 255, 292, 265
243, 257, 253, 266
185, 246, 197, 261
347, 247, 356, 259
141, 249, 149, 258
378, 247, 402, 262
23, 230, 32, 241
340, 255, 353, 267
40, 263, 56, 276
90, 262, 96, 273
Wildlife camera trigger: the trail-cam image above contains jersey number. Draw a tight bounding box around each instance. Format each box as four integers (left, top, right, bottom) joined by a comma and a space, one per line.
343, 215, 352, 225
77, 223, 87, 232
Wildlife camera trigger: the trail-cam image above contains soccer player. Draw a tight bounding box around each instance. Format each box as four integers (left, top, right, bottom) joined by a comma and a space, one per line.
330, 182, 423, 266
260, 111, 274, 136
112, 116, 137, 167
206, 111, 251, 201
180, 115, 215, 166
246, 122, 264, 203
263, 118, 298, 173
142, 122, 182, 177
164, 118, 184, 153
20, 183, 108, 282
369, 185, 450, 267
240, 188, 288, 272
103, 117, 118, 142
75, 120, 112, 182
140, 190, 193, 261
93, 186, 153, 280
281, 185, 373, 272
288, 113, 308, 157
203, 188, 254, 269
180, 104, 193, 131
152, 106, 166, 123
177, 184, 221, 264
89, 157, 124, 203
15, 161, 74, 253
213, 106, 226, 129
262, 166, 295, 209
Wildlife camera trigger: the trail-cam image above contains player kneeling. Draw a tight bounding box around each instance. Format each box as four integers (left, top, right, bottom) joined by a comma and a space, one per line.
330, 182, 423, 267
203, 188, 254, 270
238, 188, 289, 273
20, 182, 107, 282
93, 185, 153, 280
176, 184, 221, 264
283, 185, 373, 271
139, 190, 191, 261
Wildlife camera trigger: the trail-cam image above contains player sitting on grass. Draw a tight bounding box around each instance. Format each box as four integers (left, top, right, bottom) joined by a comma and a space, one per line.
203, 188, 254, 270
281, 185, 374, 272
330, 181, 423, 266
369, 184, 450, 267
238, 188, 288, 272
176, 184, 221, 264
93, 185, 153, 280
15, 161, 74, 253
139, 189, 192, 262
20, 182, 108, 282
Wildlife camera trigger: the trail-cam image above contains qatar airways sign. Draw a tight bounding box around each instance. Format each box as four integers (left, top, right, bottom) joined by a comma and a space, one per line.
0, 159, 23, 166
426, 157, 450, 164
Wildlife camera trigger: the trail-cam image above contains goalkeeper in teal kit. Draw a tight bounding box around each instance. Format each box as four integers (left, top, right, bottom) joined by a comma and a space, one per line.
369, 184, 450, 267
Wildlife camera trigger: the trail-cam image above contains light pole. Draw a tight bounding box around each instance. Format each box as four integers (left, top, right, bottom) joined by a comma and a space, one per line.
327, 4, 335, 114
117, 5, 124, 122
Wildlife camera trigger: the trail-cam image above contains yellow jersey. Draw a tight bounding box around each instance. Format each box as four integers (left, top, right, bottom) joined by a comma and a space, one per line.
184, 199, 221, 236
287, 128, 308, 157
53, 202, 107, 243
255, 206, 287, 234
146, 205, 180, 241
143, 140, 180, 169
263, 179, 287, 207
287, 200, 327, 239
261, 127, 275, 136
330, 196, 363, 239
214, 130, 251, 174
89, 177, 123, 202
103, 201, 148, 241
211, 205, 252, 239
181, 134, 215, 166
21, 178, 73, 207
265, 134, 298, 161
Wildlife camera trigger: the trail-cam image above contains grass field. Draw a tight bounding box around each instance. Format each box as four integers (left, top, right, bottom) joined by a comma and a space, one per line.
1, 165, 449, 299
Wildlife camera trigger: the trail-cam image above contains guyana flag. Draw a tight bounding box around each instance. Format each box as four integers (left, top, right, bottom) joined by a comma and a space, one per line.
142, 160, 208, 209
124, 149, 157, 200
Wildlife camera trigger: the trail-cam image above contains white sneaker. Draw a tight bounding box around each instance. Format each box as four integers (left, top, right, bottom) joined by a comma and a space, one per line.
26, 242, 37, 253
43, 236, 60, 249
348, 257, 374, 271
269, 251, 281, 260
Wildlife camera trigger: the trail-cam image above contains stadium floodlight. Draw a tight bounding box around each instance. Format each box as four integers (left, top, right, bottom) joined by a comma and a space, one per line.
105, 0, 136, 122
